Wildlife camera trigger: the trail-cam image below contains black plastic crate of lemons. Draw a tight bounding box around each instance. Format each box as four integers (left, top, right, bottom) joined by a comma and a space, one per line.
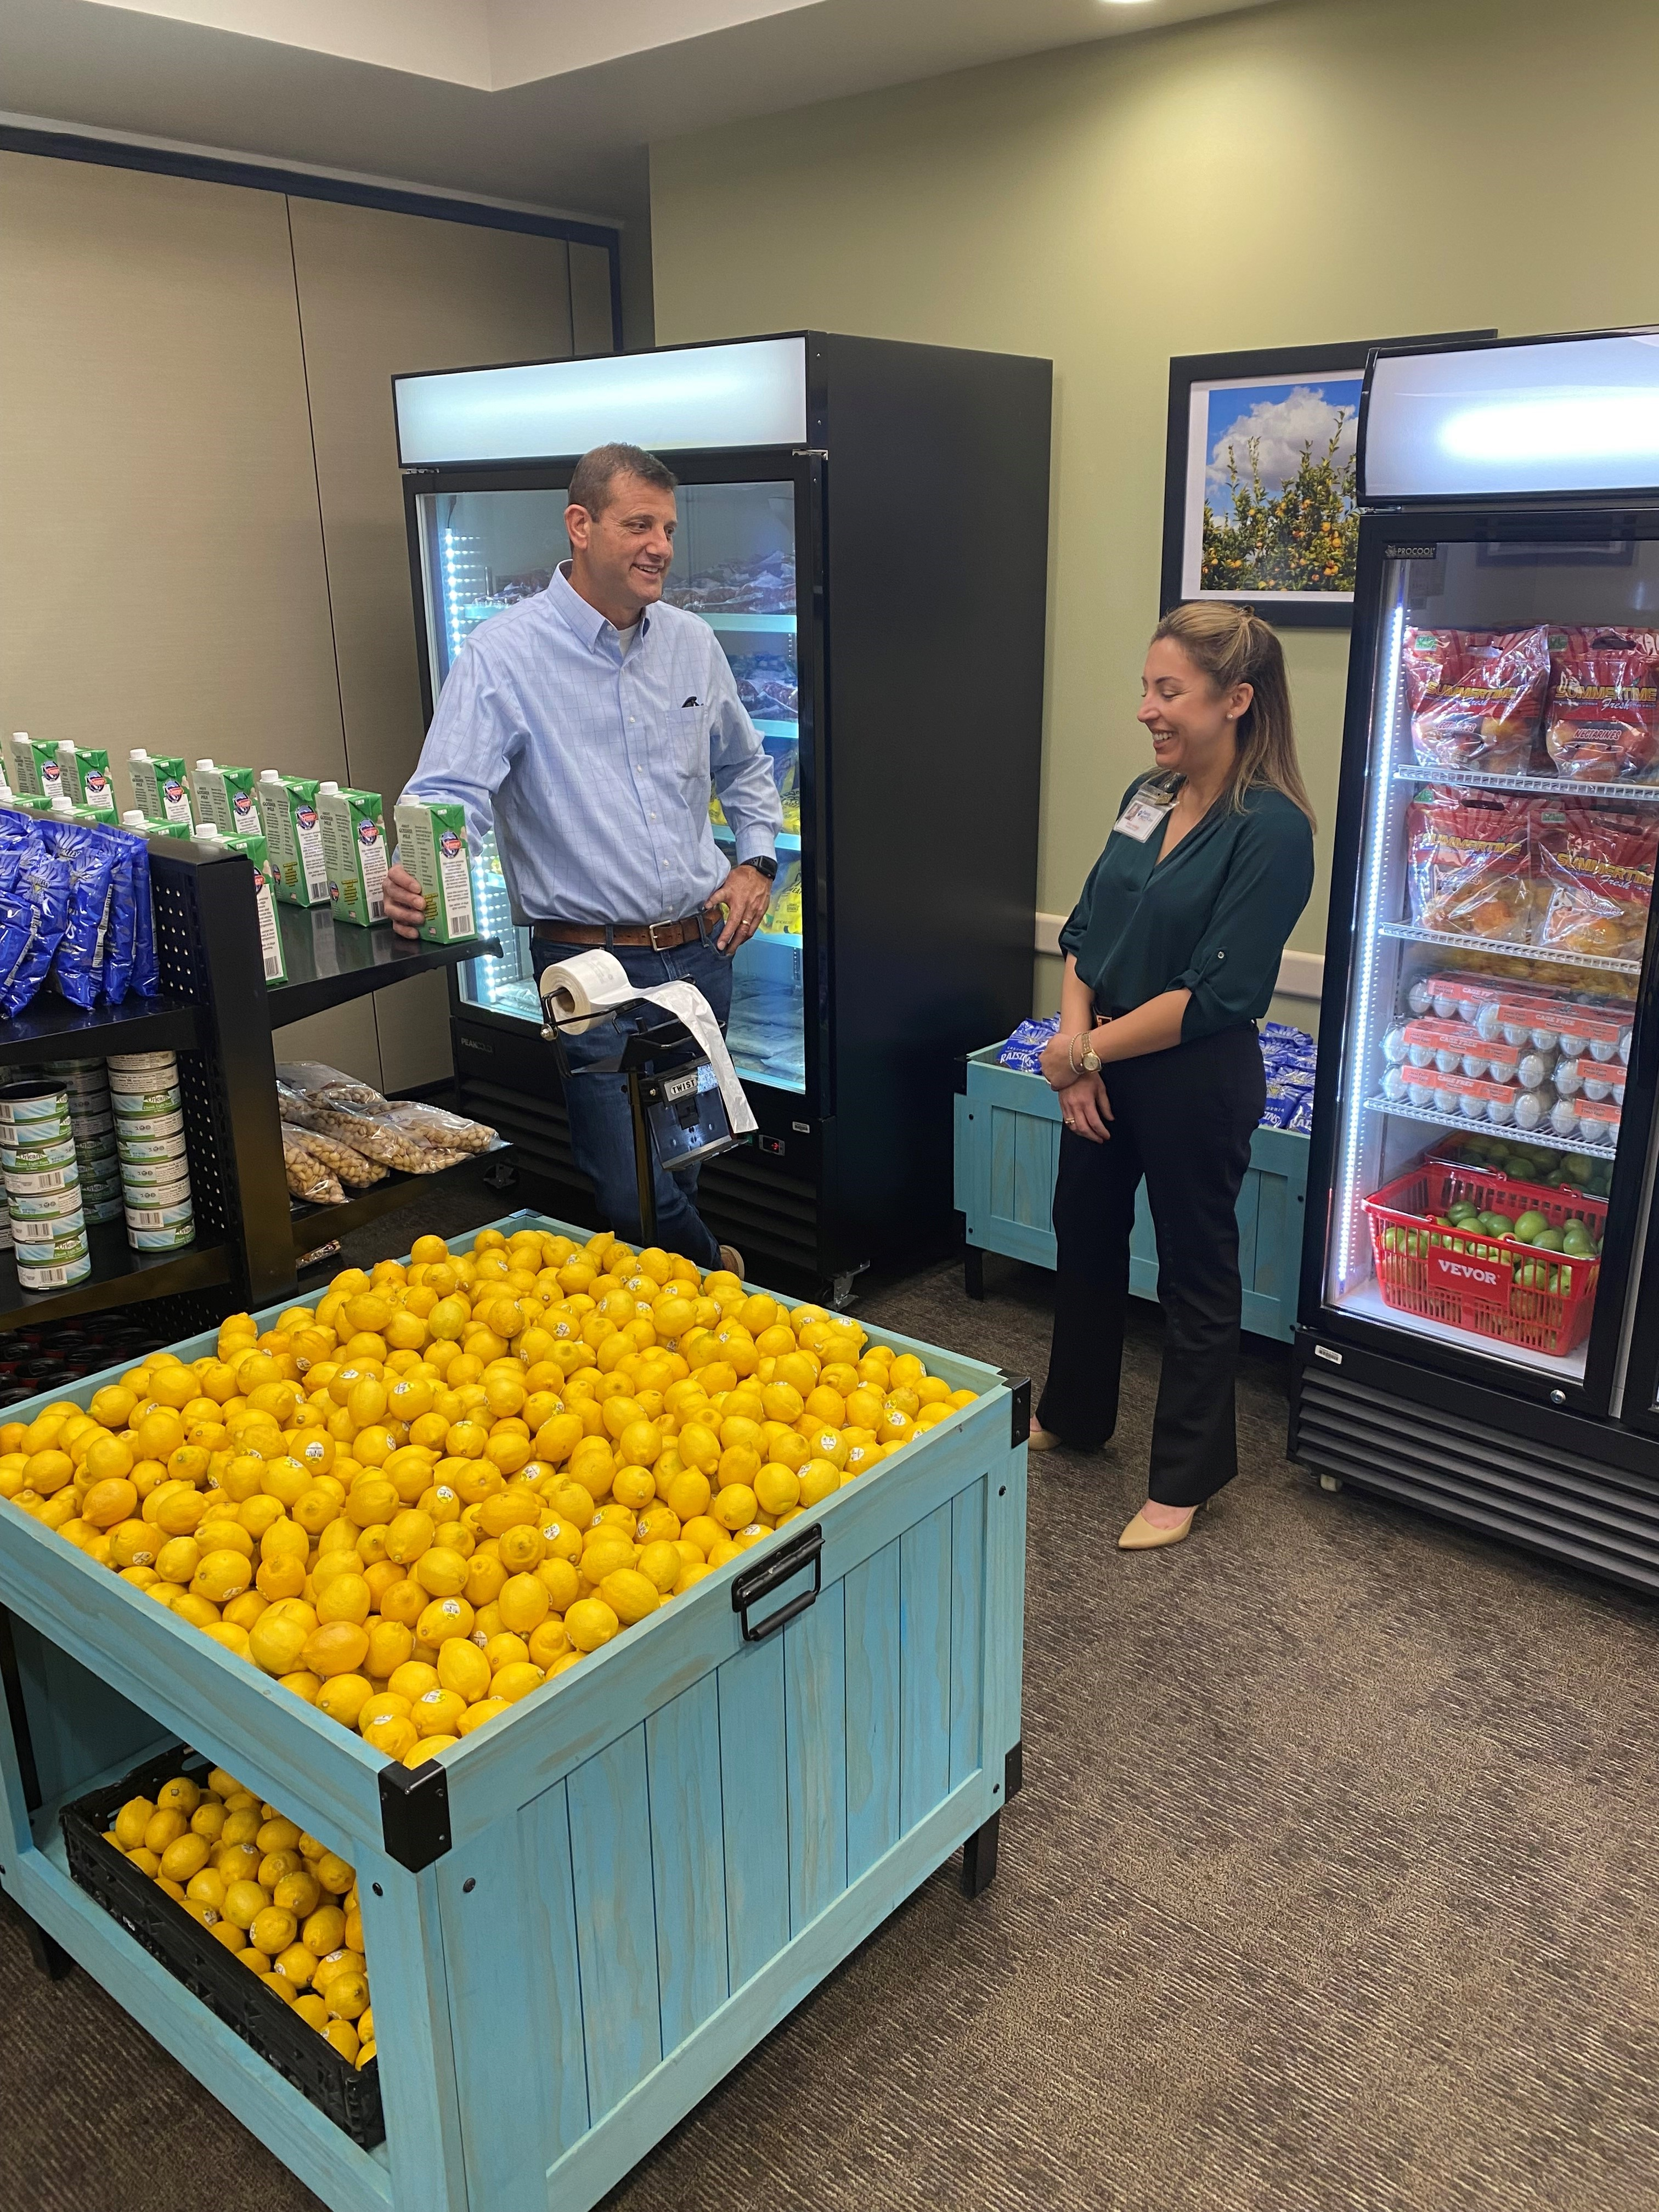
1, 1227, 978, 1765
105, 1764, 375, 2067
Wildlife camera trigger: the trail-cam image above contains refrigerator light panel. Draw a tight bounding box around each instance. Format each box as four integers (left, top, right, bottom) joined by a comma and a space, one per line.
395, 338, 808, 467
1364, 331, 1659, 500
1334, 596, 1407, 1292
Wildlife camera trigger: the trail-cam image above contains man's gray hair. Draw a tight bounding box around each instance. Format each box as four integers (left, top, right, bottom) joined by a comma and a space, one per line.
567, 443, 677, 518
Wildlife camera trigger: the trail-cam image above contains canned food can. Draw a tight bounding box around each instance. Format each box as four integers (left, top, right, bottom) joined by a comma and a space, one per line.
0, 1081, 70, 1125
119, 1155, 193, 1189
5, 1137, 77, 1171
127, 1218, 195, 1251
128, 1176, 191, 1210
14, 1223, 89, 1265
111, 1087, 183, 1119
112, 1109, 184, 1142
107, 1052, 179, 1074
116, 1133, 189, 1165
82, 1192, 125, 1225
69, 1109, 115, 1138
18, 1253, 92, 1290
9, 1183, 89, 1222
3, 1163, 79, 1195
125, 1196, 195, 1231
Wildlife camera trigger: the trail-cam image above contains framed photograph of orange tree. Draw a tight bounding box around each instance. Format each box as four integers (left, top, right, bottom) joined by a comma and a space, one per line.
1160, 334, 1496, 628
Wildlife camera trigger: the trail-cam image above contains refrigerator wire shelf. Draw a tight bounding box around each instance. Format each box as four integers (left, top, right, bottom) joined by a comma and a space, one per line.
1389, 764, 1659, 804
1375, 921, 1641, 976
1362, 1095, 1616, 1158
1362, 1160, 1605, 1358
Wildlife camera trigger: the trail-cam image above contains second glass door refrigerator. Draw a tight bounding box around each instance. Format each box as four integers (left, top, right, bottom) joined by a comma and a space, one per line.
1294, 329, 1659, 1593
393, 335, 1051, 1299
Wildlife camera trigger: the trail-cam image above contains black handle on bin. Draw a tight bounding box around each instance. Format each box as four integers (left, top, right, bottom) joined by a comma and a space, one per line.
731, 1521, 823, 1642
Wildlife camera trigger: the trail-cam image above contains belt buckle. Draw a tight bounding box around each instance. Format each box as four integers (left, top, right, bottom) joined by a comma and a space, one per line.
647, 919, 676, 951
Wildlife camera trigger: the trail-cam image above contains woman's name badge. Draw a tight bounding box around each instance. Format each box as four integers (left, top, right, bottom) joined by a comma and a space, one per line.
1113, 793, 1173, 843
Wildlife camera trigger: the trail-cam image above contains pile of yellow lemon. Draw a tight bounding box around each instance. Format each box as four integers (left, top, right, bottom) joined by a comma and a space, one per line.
0, 1226, 977, 1764
104, 1763, 376, 2067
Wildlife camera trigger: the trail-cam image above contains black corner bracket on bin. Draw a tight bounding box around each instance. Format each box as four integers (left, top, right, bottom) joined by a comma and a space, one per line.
379, 1759, 452, 1872
999, 1373, 1031, 1448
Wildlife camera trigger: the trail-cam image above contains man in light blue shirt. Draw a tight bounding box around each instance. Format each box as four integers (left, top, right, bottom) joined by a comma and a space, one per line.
389, 443, 781, 1272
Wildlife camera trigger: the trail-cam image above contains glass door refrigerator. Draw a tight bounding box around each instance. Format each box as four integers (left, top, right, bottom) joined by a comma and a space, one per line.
393, 334, 1051, 1299
1294, 329, 1659, 1594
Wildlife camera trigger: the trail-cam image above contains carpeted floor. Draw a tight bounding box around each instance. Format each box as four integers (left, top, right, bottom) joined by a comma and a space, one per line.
7, 1203, 1659, 2212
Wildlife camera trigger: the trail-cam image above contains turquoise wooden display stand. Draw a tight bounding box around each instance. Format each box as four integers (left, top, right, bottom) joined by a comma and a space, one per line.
953, 1044, 1310, 1342
0, 1211, 1029, 2212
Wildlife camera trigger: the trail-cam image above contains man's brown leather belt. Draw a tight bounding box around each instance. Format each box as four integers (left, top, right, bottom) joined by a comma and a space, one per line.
531, 914, 712, 952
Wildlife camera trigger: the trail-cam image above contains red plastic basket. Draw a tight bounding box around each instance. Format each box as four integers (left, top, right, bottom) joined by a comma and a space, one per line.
1362, 1160, 1606, 1357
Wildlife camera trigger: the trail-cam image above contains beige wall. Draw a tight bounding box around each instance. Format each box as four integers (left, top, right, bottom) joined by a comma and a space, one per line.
650, 0, 1659, 1024
0, 149, 611, 1087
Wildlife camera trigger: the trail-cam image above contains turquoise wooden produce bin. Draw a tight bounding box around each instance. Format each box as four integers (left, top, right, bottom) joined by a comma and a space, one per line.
0, 1211, 1028, 2212
953, 1043, 1310, 1342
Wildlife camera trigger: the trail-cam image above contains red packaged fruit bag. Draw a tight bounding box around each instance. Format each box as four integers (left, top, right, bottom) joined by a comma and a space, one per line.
1407, 787, 1534, 943
1533, 799, 1658, 960
1545, 627, 1659, 781
1403, 625, 1551, 775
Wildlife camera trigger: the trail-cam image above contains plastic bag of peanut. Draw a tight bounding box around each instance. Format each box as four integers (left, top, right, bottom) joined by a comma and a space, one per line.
291, 1124, 388, 1189
381, 1099, 496, 1153
298, 1102, 441, 1172
283, 1128, 344, 1205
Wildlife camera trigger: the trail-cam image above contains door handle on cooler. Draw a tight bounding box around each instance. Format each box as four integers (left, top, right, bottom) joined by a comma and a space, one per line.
731, 1521, 822, 1641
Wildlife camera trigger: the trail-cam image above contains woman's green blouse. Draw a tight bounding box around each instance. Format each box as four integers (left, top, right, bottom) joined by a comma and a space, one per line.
1059, 774, 1315, 1042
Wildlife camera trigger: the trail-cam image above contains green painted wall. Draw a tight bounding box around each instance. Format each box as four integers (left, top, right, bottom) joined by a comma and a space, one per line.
651, 0, 1659, 1023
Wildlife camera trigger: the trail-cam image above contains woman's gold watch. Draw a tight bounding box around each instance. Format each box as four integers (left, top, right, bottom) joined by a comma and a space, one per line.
1079, 1036, 1101, 1073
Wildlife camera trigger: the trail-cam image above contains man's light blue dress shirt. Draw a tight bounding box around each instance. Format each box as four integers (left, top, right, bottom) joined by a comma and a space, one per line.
401, 563, 782, 926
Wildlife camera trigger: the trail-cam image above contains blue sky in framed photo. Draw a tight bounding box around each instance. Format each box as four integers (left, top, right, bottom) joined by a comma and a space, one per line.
1204, 376, 1364, 522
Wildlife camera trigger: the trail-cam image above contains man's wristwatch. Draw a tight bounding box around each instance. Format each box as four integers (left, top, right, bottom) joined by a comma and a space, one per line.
748, 855, 779, 881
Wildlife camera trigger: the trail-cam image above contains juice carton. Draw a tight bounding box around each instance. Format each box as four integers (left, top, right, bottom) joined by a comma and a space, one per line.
31, 739, 67, 802
393, 798, 476, 943
128, 751, 194, 826
58, 745, 117, 824
120, 809, 194, 843
257, 771, 330, 907
7, 735, 37, 795
193, 823, 287, 984
317, 782, 388, 928
190, 759, 259, 839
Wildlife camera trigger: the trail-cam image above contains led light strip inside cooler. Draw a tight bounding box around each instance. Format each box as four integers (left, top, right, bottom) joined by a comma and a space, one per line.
1389, 764, 1659, 803
1376, 921, 1643, 977
1362, 1095, 1616, 1159
1335, 597, 1408, 1293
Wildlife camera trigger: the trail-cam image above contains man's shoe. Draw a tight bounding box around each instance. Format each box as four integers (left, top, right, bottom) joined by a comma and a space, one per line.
717, 1243, 746, 1280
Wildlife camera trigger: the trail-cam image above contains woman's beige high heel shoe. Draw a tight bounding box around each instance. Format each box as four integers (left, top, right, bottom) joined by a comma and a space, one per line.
1117, 1504, 1200, 1550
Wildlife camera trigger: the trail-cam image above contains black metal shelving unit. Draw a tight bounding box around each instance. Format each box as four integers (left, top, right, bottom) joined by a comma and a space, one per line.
0, 834, 504, 1367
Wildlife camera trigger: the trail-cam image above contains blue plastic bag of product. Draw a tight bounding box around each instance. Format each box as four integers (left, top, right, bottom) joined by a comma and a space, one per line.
3, 843, 69, 1016
999, 1014, 1062, 1072
129, 834, 160, 997
101, 830, 149, 1005
0, 892, 38, 1012
45, 823, 119, 1008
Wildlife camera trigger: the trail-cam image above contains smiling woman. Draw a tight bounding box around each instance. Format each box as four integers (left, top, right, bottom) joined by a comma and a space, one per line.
1030, 603, 1315, 1549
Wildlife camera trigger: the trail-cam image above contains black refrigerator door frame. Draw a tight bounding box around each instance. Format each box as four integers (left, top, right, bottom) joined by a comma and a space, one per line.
1301, 499, 1659, 1417
399, 447, 831, 1122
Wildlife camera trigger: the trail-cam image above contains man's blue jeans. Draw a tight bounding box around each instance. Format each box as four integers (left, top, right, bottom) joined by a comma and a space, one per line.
534, 932, 734, 1269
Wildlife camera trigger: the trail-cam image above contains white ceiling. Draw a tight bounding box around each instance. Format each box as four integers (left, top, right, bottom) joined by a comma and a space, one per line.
4, 0, 1279, 222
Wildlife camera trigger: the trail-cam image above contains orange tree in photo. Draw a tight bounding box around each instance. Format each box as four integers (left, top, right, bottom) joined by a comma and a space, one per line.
1201, 413, 1358, 594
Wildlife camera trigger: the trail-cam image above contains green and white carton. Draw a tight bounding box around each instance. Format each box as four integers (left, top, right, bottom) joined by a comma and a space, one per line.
194, 823, 287, 984
257, 770, 330, 907
393, 797, 476, 944
190, 759, 260, 839
317, 782, 389, 928
128, 751, 194, 826
120, 809, 194, 843
7, 734, 37, 795
57, 745, 118, 824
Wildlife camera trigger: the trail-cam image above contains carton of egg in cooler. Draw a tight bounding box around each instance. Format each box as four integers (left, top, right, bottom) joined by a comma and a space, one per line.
109, 1052, 195, 1251
1391, 972, 1632, 1150
0, 1080, 89, 1289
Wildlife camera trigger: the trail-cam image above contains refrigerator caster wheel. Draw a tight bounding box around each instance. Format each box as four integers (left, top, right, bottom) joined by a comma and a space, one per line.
1318, 1474, 1342, 1493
